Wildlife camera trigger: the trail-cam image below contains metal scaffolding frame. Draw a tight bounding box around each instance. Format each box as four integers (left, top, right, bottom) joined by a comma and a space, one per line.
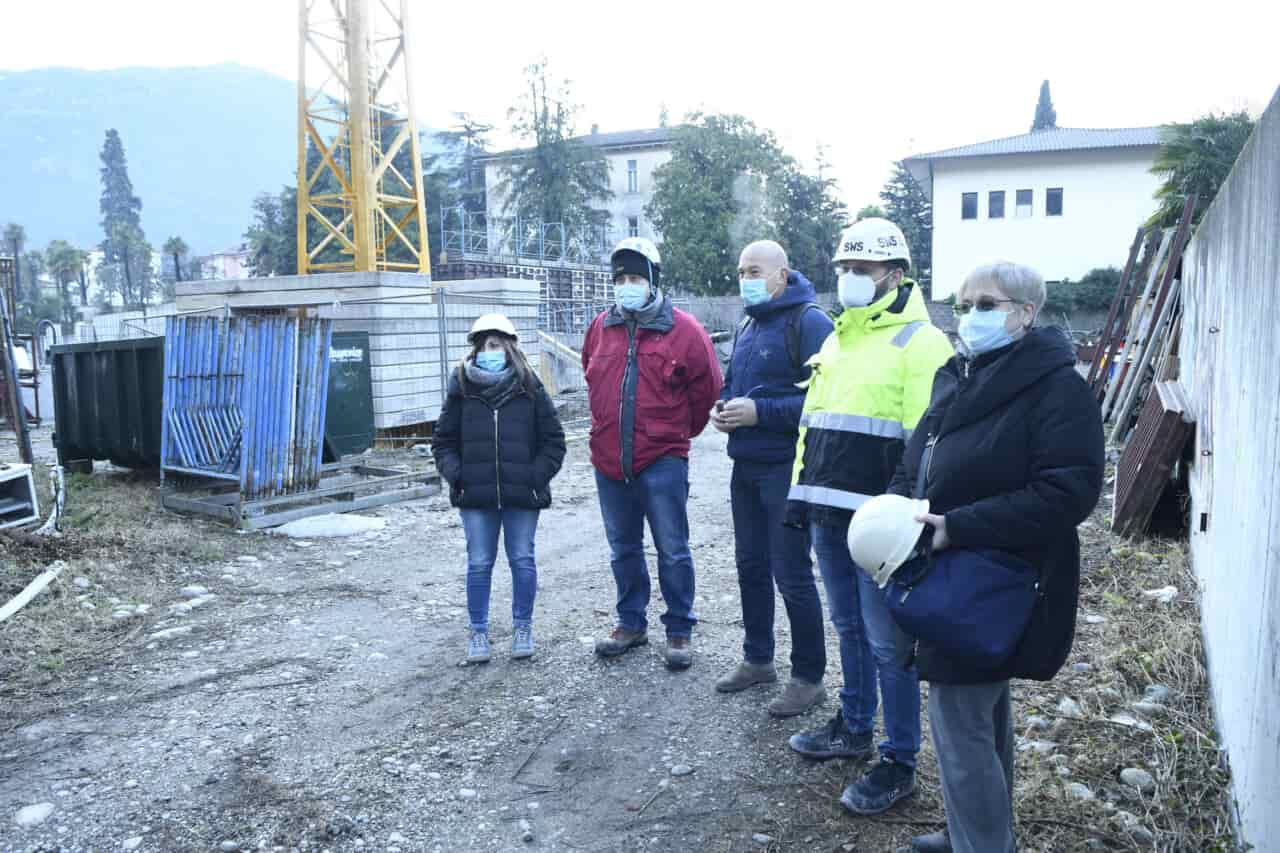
439, 205, 611, 267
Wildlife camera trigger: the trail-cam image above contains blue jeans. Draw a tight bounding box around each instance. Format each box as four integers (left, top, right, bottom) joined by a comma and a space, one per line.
460, 507, 540, 633
731, 461, 825, 683
812, 522, 921, 768
595, 456, 696, 637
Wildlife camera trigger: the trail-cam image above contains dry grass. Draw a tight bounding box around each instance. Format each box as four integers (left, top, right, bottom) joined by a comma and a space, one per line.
0, 467, 245, 730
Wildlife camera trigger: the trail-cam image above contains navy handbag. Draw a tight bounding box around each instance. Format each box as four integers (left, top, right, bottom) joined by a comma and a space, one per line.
884, 437, 1041, 671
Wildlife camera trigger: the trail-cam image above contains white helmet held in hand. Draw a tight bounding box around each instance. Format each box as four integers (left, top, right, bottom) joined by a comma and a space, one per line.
833, 218, 911, 268
468, 313, 518, 343
847, 493, 930, 588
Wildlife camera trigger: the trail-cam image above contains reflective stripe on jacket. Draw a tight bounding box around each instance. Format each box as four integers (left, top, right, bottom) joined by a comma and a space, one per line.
785, 281, 954, 528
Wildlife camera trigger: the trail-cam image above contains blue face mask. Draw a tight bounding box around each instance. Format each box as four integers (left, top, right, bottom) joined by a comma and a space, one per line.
957, 307, 1018, 356
475, 350, 507, 372
739, 277, 771, 306
615, 282, 649, 311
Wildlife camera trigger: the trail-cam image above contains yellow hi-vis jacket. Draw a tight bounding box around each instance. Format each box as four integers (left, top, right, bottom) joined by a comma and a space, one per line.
785, 281, 955, 528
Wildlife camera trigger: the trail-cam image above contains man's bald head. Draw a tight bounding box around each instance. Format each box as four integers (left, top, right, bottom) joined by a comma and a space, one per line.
737, 240, 790, 300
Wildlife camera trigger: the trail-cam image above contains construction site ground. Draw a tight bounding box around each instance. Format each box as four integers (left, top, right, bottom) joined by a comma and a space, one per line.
1, 423, 1231, 853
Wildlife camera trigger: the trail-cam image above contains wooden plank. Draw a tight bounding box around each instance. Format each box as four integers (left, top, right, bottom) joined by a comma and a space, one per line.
1110, 278, 1183, 444
1112, 380, 1195, 538
1101, 229, 1173, 419
1087, 228, 1145, 388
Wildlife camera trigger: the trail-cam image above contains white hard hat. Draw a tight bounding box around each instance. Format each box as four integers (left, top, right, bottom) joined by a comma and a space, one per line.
611, 236, 661, 266
468, 313, 517, 342
833, 218, 911, 268
611, 237, 662, 288
847, 494, 930, 588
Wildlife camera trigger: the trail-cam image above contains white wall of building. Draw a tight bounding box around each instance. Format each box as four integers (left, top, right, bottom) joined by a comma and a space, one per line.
930, 147, 1162, 300
483, 144, 672, 249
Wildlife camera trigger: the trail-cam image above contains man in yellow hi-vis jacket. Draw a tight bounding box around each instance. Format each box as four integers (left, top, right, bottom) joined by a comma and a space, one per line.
784, 218, 954, 819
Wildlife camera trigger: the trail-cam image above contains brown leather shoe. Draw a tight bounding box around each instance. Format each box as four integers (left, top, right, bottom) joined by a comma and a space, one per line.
594, 626, 648, 657
664, 635, 692, 670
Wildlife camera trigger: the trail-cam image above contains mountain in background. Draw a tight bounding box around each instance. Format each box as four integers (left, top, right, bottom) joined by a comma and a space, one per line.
1, 64, 299, 255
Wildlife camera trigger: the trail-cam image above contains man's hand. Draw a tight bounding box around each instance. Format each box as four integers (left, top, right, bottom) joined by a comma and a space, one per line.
710, 404, 733, 433
720, 397, 758, 429
917, 512, 950, 551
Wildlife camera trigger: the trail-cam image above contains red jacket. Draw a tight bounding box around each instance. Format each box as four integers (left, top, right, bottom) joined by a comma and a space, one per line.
582, 294, 722, 481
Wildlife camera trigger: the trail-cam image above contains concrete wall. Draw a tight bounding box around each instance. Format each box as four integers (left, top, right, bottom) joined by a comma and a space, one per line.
931, 147, 1162, 301
1180, 87, 1280, 850
176, 274, 539, 429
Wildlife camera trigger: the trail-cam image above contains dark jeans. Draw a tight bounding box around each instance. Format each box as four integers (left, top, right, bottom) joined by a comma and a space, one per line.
730, 460, 825, 683
460, 507, 540, 633
928, 680, 1017, 853
812, 522, 921, 768
595, 456, 696, 637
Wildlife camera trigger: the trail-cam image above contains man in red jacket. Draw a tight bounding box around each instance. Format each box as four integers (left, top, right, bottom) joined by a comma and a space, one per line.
583, 237, 723, 669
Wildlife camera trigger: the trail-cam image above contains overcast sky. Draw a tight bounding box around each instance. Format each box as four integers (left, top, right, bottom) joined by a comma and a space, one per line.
6, 0, 1277, 212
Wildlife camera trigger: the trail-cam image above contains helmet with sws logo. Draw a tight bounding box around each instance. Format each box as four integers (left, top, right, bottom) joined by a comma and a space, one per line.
611, 237, 662, 288
833, 218, 911, 268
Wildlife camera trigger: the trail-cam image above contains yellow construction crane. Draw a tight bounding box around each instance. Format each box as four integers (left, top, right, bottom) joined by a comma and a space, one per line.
295, 0, 430, 275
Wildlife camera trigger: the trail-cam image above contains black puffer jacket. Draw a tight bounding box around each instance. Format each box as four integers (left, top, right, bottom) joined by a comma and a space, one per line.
888, 327, 1105, 684
431, 364, 566, 510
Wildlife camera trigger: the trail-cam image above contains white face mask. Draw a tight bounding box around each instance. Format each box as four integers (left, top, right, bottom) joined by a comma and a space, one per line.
837, 271, 891, 308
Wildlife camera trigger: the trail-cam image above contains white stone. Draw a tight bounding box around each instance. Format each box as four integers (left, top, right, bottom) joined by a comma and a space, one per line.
73, 577, 91, 589
1084, 614, 1106, 624
1120, 768, 1156, 793
458, 788, 478, 800
1057, 697, 1085, 719
1066, 782, 1095, 801
388, 832, 407, 844
1109, 713, 1154, 733
1141, 586, 1178, 604
14, 802, 54, 827
122, 837, 143, 851
753, 834, 774, 845
670, 764, 694, 777
180, 585, 209, 599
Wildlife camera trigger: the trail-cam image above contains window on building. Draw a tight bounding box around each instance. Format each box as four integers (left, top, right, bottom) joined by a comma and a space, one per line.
989, 190, 1005, 219
1015, 189, 1033, 218
627, 159, 638, 193
628, 216, 639, 238
1046, 187, 1063, 216
961, 192, 978, 220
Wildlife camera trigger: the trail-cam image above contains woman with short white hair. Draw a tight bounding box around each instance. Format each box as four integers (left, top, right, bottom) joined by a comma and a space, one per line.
887, 261, 1105, 852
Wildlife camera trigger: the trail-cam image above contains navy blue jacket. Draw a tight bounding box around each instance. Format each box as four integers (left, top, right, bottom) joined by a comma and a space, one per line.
721, 271, 834, 464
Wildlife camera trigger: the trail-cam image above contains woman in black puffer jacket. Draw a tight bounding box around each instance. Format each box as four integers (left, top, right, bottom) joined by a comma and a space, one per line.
890, 262, 1104, 853
432, 314, 566, 665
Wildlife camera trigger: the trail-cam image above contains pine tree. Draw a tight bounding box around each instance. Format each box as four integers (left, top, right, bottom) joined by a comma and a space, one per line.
98, 129, 150, 306
879, 162, 934, 298
1031, 81, 1058, 131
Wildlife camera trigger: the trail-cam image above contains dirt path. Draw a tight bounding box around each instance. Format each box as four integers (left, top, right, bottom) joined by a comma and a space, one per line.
1, 427, 1228, 852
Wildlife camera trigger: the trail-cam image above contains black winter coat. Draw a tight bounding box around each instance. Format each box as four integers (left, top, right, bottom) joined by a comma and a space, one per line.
889, 327, 1105, 684
431, 365, 566, 510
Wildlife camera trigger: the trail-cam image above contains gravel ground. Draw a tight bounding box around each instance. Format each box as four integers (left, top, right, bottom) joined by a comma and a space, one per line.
1, 424, 1230, 852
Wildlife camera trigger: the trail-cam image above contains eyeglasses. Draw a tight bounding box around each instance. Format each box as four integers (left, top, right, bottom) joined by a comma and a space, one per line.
952, 297, 1020, 316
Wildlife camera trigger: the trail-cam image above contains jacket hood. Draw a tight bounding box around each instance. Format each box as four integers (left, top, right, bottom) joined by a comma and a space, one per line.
834, 280, 929, 333
744, 270, 819, 320
940, 326, 1079, 434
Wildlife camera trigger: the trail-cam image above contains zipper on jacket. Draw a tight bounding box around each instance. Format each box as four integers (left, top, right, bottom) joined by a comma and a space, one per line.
619, 324, 639, 482
923, 433, 938, 492
493, 408, 502, 508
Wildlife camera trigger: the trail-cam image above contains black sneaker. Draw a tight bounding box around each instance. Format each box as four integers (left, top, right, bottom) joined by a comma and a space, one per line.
840, 756, 917, 814
787, 711, 875, 760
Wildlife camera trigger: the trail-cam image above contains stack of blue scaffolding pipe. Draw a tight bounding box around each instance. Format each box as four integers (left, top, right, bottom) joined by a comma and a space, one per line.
161, 313, 333, 500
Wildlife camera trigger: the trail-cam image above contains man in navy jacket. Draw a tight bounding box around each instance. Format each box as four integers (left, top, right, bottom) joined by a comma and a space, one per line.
711, 240, 834, 717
